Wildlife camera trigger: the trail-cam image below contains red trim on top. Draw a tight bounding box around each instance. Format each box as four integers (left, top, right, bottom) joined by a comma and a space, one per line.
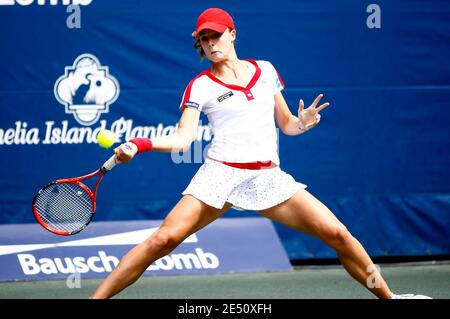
243, 89, 254, 101
205, 59, 261, 100
180, 71, 208, 110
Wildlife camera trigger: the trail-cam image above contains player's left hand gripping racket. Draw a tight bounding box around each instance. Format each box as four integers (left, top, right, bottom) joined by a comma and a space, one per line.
32, 151, 122, 236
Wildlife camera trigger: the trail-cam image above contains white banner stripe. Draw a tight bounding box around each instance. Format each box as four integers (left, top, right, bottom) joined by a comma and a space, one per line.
0, 228, 198, 256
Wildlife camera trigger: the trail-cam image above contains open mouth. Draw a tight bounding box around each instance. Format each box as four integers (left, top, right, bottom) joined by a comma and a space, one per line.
211, 51, 220, 55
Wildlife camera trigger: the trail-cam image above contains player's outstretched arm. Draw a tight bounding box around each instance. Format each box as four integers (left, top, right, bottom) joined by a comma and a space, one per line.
150, 107, 201, 152
114, 108, 201, 163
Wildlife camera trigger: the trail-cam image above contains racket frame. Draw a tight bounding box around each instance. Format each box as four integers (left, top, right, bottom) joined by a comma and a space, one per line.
32, 154, 118, 236
32, 169, 106, 236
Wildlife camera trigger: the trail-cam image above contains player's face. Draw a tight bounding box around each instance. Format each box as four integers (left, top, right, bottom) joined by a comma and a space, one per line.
199, 29, 236, 62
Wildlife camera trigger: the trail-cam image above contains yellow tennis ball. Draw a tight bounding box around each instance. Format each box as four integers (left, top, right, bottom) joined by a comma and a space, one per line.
97, 129, 116, 149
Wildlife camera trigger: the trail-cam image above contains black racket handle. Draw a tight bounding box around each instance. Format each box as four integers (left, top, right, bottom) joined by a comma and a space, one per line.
100, 143, 134, 173
101, 155, 117, 173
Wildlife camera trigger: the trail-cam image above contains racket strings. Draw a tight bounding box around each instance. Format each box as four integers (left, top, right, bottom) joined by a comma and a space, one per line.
34, 183, 93, 233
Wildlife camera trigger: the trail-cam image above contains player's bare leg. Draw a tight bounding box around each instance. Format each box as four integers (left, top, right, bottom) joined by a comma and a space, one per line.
91, 195, 231, 299
258, 189, 393, 299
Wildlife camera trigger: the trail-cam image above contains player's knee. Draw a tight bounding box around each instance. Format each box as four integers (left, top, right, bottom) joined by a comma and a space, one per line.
148, 229, 181, 253
324, 225, 353, 249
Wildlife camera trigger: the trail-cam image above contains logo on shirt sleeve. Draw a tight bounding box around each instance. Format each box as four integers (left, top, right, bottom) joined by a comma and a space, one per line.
184, 101, 200, 109
275, 78, 282, 89
217, 91, 234, 102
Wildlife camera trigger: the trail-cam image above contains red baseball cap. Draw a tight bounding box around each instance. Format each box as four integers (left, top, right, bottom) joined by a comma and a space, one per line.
195, 8, 235, 37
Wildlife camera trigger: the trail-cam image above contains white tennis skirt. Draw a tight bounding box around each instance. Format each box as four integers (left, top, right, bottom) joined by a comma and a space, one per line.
182, 158, 307, 211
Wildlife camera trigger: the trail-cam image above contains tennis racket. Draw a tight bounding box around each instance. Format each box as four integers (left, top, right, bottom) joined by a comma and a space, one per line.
32, 149, 126, 236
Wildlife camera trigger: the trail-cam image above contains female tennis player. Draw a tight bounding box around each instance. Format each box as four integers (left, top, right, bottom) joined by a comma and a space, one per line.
91, 8, 430, 299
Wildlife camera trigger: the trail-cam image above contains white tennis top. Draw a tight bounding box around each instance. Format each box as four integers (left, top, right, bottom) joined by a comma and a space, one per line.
179, 59, 285, 165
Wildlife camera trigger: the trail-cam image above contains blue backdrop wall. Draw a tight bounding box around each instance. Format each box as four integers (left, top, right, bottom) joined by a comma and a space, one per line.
1, 0, 449, 260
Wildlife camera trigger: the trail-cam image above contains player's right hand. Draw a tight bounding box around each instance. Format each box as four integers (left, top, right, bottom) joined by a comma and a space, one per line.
114, 142, 138, 163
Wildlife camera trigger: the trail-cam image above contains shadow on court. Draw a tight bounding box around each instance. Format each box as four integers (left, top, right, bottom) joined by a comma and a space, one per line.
0, 262, 448, 299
